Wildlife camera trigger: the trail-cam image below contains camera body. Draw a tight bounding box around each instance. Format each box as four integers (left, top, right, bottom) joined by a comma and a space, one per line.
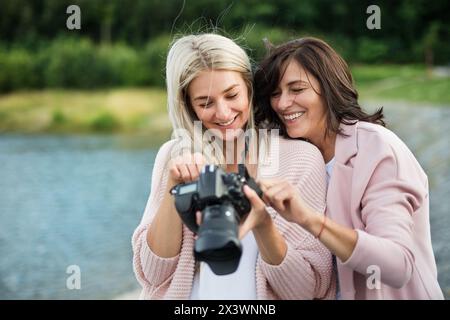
170, 164, 262, 275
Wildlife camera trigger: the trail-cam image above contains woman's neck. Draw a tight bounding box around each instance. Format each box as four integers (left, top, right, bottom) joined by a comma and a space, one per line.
223, 137, 245, 173
314, 133, 336, 163
220, 130, 258, 178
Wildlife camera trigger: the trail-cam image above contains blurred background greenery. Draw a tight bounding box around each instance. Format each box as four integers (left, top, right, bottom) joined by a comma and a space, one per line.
0, 0, 449, 135
0, 0, 449, 300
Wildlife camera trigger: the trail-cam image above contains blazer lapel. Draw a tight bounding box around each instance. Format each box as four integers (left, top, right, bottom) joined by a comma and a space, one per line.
327, 122, 358, 225
326, 121, 360, 299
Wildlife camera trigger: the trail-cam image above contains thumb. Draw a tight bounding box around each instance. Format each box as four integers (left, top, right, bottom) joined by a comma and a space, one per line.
243, 185, 265, 210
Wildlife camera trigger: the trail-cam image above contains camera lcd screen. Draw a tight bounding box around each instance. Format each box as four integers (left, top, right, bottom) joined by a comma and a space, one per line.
178, 183, 197, 194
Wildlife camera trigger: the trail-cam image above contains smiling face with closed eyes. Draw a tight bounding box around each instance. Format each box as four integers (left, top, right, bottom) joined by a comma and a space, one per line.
187, 69, 250, 141
270, 59, 328, 143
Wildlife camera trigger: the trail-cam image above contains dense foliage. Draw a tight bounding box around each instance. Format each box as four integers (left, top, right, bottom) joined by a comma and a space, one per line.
0, 0, 448, 91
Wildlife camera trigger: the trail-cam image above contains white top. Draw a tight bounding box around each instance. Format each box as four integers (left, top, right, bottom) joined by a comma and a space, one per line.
325, 157, 340, 299
190, 231, 258, 300
325, 157, 336, 186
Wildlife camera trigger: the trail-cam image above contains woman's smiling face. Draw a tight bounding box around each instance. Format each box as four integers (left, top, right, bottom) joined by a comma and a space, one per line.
188, 69, 250, 141
270, 59, 327, 142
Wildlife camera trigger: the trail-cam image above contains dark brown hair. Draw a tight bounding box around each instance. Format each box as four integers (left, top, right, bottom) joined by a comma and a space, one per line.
254, 37, 385, 138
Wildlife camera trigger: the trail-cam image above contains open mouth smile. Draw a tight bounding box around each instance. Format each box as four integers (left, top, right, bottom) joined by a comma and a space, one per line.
282, 112, 305, 122
215, 115, 238, 127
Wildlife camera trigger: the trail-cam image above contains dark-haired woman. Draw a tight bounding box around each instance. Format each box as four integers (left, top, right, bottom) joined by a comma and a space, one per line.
250, 37, 443, 299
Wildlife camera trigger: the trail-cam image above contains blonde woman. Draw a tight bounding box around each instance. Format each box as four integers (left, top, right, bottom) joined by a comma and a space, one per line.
131, 34, 335, 300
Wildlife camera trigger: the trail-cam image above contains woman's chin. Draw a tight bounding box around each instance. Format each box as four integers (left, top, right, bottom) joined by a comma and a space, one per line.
286, 128, 304, 139
219, 123, 247, 141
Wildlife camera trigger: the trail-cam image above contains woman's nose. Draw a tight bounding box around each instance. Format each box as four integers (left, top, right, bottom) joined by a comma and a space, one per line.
277, 91, 294, 111
215, 100, 232, 120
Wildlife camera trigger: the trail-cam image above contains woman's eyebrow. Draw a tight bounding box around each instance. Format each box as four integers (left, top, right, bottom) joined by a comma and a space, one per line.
193, 96, 209, 101
222, 84, 240, 93
287, 80, 309, 86
193, 84, 240, 101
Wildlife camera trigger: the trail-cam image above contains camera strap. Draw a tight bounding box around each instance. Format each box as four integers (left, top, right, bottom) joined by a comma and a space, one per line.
238, 135, 250, 177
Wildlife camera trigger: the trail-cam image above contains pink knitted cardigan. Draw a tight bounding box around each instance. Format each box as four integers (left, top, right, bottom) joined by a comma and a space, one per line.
132, 137, 336, 299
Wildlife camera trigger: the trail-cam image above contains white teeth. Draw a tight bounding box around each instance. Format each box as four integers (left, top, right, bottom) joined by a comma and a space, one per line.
217, 117, 236, 126
283, 112, 304, 121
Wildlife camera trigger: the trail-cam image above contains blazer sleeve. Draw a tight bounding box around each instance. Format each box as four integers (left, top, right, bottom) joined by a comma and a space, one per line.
342, 134, 426, 288
131, 140, 180, 289
259, 142, 335, 299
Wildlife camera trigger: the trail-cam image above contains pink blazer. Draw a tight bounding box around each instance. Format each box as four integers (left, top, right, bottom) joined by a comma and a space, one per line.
328, 121, 443, 299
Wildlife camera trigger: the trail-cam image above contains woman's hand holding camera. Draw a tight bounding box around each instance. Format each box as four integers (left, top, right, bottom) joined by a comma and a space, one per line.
148, 153, 206, 259
167, 152, 205, 187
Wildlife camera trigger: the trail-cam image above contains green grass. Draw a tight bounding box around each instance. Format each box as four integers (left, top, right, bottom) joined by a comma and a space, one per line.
0, 88, 170, 135
0, 65, 448, 135
352, 64, 450, 105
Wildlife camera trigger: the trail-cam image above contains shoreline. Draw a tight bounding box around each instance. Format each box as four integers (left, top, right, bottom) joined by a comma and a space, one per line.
114, 289, 141, 300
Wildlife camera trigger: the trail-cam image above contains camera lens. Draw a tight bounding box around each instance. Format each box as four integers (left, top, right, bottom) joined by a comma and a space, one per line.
194, 203, 242, 275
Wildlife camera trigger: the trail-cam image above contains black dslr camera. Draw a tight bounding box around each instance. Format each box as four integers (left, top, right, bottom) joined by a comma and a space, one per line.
170, 164, 263, 275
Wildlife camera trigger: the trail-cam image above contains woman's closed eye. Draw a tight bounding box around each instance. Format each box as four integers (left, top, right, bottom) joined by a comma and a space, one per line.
198, 93, 238, 107
270, 88, 304, 98
290, 87, 305, 93
226, 92, 239, 100
199, 101, 213, 108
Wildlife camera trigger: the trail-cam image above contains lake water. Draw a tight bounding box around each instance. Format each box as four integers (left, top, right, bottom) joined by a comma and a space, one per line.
0, 134, 157, 299
0, 102, 449, 299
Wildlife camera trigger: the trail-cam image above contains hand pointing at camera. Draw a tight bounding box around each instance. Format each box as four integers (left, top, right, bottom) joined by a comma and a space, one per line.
258, 178, 315, 228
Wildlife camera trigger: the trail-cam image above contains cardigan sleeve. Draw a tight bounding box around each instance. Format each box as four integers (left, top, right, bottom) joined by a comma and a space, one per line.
341, 135, 425, 288
131, 140, 180, 289
259, 140, 334, 299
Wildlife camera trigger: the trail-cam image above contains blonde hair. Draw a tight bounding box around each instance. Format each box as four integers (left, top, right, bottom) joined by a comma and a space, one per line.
165, 33, 258, 166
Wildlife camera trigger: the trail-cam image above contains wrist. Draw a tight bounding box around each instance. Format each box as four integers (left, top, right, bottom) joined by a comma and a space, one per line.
303, 210, 323, 236
253, 214, 274, 233
294, 202, 315, 228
